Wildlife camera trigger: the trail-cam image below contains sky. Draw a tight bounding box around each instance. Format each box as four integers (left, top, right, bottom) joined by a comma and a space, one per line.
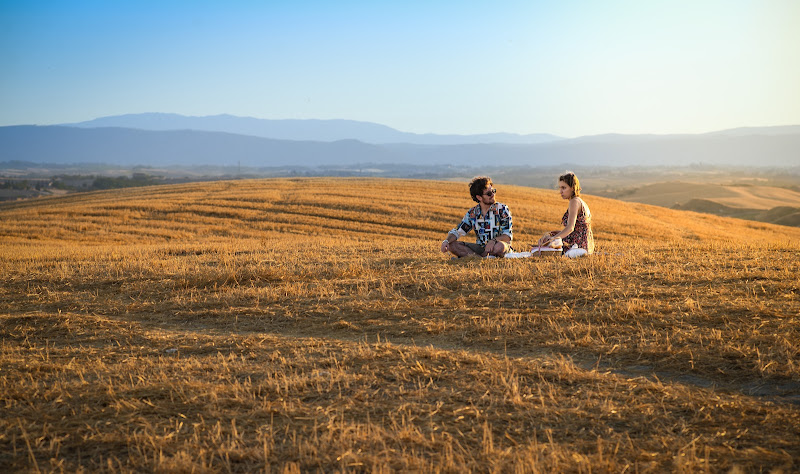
1, 0, 799, 137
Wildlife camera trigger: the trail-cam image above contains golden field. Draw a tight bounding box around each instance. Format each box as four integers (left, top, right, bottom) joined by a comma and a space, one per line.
1, 177, 799, 473
599, 181, 800, 227
609, 181, 800, 210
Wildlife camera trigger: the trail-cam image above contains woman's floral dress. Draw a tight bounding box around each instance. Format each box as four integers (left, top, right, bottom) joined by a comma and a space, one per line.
561, 198, 594, 254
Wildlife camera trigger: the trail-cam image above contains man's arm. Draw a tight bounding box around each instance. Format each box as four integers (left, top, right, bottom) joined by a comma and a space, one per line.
441, 232, 458, 253
498, 204, 512, 241
441, 214, 472, 253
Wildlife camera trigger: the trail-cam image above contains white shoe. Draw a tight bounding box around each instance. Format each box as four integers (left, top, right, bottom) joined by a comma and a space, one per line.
564, 246, 587, 258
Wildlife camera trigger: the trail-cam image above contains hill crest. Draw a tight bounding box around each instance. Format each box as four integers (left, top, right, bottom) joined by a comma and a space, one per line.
2, 178, 798, 248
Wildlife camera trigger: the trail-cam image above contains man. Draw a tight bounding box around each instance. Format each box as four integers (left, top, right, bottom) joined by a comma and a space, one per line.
441, 176, 513, 258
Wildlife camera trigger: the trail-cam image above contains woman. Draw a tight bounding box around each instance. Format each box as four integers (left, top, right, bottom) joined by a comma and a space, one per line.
534, 171, 594, 258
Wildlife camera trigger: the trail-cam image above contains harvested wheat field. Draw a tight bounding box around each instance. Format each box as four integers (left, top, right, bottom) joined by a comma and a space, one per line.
1, 177, 799, 473
610, 181, 800, 210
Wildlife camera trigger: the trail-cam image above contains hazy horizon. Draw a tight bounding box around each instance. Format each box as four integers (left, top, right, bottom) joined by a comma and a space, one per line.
2, 1, 799, 137
48, 112, 800, 139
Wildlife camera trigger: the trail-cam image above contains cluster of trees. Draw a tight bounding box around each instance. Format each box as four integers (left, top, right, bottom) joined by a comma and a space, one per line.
1, 173, 167, 193
82, 173, 164, 190
48, 173, 166, 191
0, 179, 51, 190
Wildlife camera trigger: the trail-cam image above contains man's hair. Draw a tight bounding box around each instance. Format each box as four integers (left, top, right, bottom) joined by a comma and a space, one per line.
469, 176, 493, 202
559, 171, 581, 197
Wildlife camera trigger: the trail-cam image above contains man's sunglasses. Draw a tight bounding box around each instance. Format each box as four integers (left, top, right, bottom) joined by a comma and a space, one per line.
483, 188, 497, 196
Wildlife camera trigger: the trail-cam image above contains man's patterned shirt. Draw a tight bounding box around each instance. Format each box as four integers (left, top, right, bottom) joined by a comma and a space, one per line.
448, 202, 513, 245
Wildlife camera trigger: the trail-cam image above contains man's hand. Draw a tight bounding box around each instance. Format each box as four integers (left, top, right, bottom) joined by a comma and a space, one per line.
441, 239, 451, 253
484, 239, 506, 257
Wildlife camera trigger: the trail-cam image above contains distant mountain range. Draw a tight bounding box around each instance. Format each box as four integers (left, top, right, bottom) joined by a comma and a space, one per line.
1, 114, 798, 168
62, 113, 563, 145
0, 126, 398, 167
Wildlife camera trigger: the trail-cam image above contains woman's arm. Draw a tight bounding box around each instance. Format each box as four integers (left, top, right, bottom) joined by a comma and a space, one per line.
541, 199, 581, 243
537, 232, 557, 246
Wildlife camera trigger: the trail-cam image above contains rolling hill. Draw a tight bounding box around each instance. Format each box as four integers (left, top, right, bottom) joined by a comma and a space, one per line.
605, 181, 800, 209
3, 177, 798, 246
602, 181, 800, 227
2, 178, 799, 472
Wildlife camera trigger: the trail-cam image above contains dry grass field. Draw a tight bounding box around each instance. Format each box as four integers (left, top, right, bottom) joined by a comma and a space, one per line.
597, 181, 800, 228
609, 180, 799, 209
1, 177, 799, 472
608, 182, 800, 210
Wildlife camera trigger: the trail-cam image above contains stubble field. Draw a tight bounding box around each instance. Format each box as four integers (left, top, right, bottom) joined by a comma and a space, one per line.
1, 177, 799, 472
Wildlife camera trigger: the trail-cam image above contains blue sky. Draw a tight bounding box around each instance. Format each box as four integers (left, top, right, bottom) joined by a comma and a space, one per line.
1, 0, 799, 137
